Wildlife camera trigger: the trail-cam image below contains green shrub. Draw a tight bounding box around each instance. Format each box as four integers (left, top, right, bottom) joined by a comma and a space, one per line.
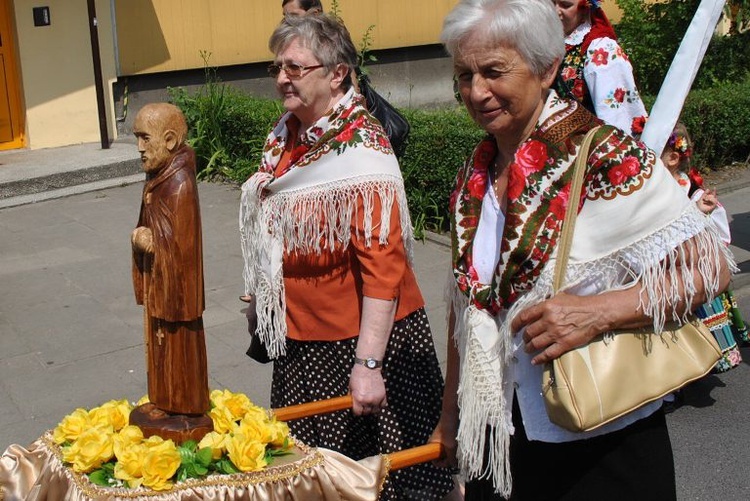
400, 107, 485, 236
639, 77, 750, 169
680, 77, 750, 168
615, 0, 750, 95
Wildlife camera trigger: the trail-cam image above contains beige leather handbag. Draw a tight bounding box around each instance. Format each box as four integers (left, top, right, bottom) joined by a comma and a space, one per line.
542, 127, 722, 432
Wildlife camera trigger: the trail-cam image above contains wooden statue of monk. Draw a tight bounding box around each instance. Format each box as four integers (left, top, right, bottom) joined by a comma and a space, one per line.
130, 103, 211, 440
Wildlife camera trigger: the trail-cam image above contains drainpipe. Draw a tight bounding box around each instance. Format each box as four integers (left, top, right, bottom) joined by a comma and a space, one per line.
86, 0, 110, 149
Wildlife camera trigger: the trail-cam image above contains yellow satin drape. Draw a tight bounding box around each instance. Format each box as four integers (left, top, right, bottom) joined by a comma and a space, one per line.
0, 433, 387, 500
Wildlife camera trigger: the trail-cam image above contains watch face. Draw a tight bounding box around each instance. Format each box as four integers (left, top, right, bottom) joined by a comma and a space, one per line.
366, 358, 378, 369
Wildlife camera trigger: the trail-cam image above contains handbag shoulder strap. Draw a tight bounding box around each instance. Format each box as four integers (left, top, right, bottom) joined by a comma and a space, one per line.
553, 126, 601, 293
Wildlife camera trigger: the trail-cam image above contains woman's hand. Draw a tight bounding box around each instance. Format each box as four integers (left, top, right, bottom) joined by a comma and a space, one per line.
349, 364, 387, 416
696, 188, 718, 215
511, 292, 612, 365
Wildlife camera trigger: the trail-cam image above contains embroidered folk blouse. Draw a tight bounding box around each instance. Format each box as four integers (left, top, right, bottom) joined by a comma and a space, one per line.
557, 20, 648, 136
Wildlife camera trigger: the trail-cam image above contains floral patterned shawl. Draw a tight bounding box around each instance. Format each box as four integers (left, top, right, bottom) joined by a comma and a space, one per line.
239, 89, 413, 358
449, 92, 733, 495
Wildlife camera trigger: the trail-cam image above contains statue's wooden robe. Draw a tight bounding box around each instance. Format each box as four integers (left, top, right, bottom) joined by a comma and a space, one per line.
133, 145, 209, 415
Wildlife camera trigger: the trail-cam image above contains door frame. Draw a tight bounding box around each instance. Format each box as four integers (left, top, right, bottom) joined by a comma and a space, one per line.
0, 0, 25, 150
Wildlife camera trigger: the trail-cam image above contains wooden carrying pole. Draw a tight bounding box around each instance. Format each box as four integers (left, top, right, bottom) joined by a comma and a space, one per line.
387, 443, 443, 471
272, 395, 353, 422
272, 395, 445, 471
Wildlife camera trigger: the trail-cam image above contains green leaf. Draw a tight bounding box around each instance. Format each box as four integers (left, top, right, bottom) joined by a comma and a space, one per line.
196, 447, 214, 467
89, 469, 111, 486
182, 440, 199, 451
100, 461, 116, 474
266, 447, 293, 458
178, 465, 193, 483
215, 457, 240, 475
178, 446, 195, 464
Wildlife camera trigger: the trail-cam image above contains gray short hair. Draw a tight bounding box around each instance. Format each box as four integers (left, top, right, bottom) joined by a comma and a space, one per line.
441, 0, 565, 77
269, 13, 357, 89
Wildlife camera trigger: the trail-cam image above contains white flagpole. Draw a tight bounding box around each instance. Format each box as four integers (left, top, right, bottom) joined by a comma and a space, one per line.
639, 0, 727, 157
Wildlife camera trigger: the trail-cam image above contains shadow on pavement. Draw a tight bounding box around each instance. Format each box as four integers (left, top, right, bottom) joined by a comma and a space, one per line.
680, 374, 725, 409
729, 211, 750, 253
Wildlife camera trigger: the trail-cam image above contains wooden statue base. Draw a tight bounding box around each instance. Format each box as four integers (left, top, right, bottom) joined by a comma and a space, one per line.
129, 403, 213, 444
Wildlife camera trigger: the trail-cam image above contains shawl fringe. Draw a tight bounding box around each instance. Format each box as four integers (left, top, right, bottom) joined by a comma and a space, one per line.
259, 176, 411, 257
239, 173, 413, 360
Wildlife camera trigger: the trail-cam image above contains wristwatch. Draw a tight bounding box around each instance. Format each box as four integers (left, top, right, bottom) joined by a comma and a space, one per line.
353, 356, 383, 369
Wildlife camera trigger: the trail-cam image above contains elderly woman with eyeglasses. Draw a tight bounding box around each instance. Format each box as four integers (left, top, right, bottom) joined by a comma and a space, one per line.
239, 13, 454, 500
429, 1, 732, 500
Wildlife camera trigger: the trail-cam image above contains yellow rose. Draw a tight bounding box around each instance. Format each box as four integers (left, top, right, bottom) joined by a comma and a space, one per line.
198, 431, 229, 460
209, 405, 237, 434
242, 404, 269, 423
237, 415, 273, 445
140, 434, 167, 449
266, 418, 290, 448
211, 389, 253, 421
141, 439, 181, 491
136, 394, 150, 406
53, 408, 90, 444
209, 388, 231, 407
62, 425, 115, 472
226, 433, 267, 472
113, 442, 146, 488
89, 399, 132, 431
113, 425, 144, 459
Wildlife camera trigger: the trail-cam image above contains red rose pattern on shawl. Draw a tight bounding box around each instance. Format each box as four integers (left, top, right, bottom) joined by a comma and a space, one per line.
451, 101, 654, 313
515, 140, 548, 176
259, 94, 392, 178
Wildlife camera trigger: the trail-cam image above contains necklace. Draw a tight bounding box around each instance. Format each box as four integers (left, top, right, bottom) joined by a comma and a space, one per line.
489, 155, 509, 213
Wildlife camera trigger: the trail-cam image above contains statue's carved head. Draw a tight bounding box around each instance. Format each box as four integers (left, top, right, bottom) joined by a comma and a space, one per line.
133, 103, 188, 173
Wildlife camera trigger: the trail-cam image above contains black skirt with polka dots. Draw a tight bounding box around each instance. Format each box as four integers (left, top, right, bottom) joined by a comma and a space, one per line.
271, 307, 454, 500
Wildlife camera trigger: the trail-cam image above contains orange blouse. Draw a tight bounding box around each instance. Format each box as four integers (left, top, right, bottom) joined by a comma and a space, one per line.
275, 119, 424, 342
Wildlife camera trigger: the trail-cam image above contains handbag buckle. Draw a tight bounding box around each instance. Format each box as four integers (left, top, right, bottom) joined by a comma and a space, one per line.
542, 375, 555, 393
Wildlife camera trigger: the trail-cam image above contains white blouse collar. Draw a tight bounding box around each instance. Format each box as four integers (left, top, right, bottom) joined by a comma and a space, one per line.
565, 19, 592, 46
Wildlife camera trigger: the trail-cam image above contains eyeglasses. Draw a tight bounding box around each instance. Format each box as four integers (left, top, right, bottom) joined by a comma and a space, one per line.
267, 62, 325, 79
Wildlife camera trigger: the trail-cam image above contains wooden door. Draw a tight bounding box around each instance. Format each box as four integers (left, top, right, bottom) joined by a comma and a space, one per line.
0, 0, 24, 150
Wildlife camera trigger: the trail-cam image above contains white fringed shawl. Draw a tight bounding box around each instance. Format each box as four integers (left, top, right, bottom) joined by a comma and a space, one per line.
239, 89, 413, 358
448, 96, 735, 496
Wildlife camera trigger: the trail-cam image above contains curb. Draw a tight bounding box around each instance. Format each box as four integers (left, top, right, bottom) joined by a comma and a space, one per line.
424, 230, 450, 249
0, 173, 145, 209
0, 159, 141, 201
716, 177, 750, 196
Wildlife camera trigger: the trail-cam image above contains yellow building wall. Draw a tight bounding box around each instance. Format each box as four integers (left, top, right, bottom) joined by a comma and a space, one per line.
13, 0, 118, 149
115, 0, 459, 76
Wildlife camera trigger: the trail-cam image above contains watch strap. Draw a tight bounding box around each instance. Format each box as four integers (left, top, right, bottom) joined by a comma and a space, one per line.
353, 356, 383, 369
